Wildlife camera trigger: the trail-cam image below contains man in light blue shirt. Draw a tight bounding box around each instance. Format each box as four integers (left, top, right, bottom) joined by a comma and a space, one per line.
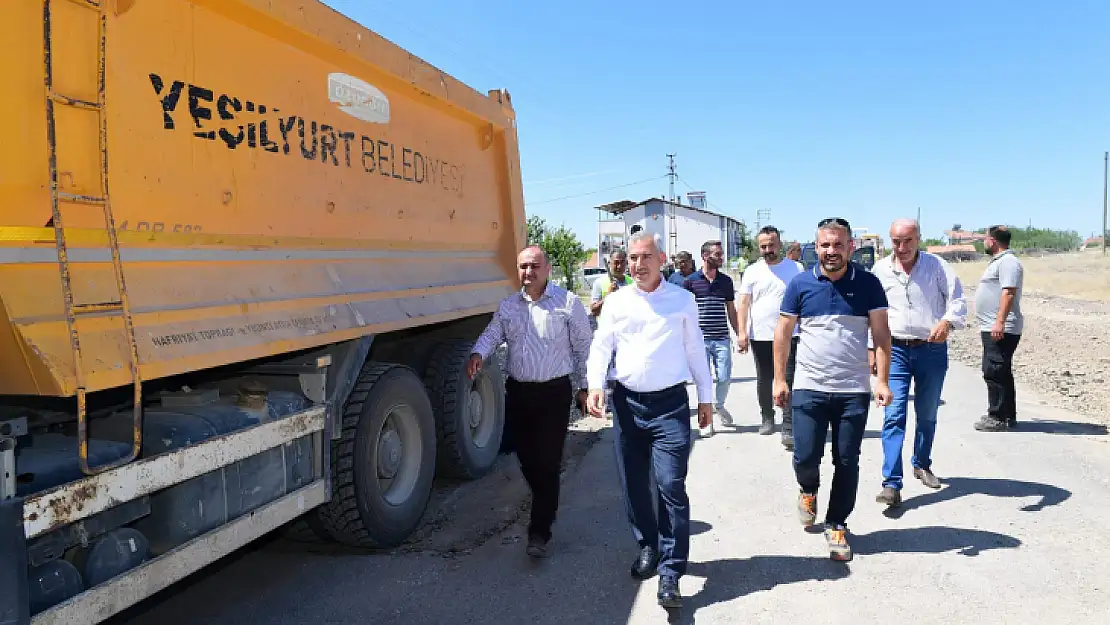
871, 219, 966, 507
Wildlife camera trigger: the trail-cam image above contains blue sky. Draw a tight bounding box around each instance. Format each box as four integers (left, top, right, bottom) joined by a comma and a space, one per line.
323, 0, 1110, 245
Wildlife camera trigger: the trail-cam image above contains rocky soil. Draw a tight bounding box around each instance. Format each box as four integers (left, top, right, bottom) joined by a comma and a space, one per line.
947, 287, 1110, 424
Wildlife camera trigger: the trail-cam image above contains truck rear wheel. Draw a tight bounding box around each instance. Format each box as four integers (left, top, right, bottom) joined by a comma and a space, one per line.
314, 362, 437, 548
423, 340, 505, 480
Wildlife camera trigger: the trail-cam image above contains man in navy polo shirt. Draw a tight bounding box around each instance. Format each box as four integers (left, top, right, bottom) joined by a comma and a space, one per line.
683, 240, 740, 436
773, 218, 893, 562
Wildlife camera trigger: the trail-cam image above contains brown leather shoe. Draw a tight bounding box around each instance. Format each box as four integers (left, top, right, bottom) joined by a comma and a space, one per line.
914, 468, 942, 489
876, 486, 902, 507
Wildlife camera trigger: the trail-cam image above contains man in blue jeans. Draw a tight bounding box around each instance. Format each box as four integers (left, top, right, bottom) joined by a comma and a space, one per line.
683, 240, 740, 437
870, 219, 966, 506
774, 218, 892, 561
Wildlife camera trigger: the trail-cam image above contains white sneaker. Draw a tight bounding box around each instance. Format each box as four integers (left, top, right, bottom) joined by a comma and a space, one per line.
699, 422, 716, 438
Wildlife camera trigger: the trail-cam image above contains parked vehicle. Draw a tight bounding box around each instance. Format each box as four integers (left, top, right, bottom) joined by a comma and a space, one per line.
799, 243, 877, 271
0, 1, 524, 623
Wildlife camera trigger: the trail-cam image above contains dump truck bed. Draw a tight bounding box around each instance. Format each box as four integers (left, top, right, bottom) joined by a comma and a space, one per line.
0, 0, 526, 397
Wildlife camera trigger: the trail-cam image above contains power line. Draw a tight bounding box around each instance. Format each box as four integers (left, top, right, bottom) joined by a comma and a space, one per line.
525, 176, 667, 205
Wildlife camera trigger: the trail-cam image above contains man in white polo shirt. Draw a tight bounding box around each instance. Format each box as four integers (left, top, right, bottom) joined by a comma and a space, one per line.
737, 225, 805, 448
587, 231, 713, 610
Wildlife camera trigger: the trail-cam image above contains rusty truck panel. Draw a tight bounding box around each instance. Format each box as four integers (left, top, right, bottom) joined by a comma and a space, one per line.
0, 0, 527, 396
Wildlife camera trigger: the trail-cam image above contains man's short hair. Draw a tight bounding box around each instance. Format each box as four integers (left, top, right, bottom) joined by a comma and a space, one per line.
817, 217, 853, 239
758, 225, 781, 237
786, 241, 802, 252
629, 231, 664, 253
700, 240, 723, 256
988, 225, 1012, 246
675, 251, 692, 261
609, 248, 627, 259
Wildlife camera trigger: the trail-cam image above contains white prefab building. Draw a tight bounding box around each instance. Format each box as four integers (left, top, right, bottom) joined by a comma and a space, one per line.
596, 198, 745, 267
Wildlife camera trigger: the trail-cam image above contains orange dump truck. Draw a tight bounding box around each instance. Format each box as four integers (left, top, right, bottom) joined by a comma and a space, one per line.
0, 1, 525, 622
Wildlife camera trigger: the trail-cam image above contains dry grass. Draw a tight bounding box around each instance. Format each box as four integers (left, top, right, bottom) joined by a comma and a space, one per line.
951, 250, 1110, 302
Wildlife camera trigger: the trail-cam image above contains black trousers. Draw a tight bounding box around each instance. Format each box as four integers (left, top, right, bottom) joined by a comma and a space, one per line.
981, 332, 1021, 423
505, 376, 573, 542
752, 338, 798, 432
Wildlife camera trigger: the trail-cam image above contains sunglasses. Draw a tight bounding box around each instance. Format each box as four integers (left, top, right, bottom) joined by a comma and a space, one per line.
818, 217, 851, 230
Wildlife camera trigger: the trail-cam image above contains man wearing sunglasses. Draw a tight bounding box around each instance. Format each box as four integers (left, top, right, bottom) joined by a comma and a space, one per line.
773, 217, 893, 561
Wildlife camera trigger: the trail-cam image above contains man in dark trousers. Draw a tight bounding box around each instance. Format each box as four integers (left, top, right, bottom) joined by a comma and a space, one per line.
737, 225, 804, 447
774, 218, 892, 562
469, 245, 592, 558
587, 231, 713, 609
973, 225, 1024, 431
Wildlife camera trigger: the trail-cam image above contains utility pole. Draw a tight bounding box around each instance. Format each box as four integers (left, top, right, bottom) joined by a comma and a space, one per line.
1103, 151, 1107, 256
666, 154, 677, 257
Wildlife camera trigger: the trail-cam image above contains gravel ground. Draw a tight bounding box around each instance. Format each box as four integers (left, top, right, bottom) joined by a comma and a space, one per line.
947, 286, 1110, 424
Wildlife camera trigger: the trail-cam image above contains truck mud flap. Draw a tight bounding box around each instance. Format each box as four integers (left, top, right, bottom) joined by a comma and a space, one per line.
0, 497, 30, 625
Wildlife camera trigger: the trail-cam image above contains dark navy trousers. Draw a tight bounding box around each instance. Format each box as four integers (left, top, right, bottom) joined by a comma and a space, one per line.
611, 381, 692, 578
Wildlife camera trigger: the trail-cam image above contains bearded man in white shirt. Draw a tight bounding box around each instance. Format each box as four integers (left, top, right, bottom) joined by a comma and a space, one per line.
737, 225, 805, 448
587, 231, 714, 610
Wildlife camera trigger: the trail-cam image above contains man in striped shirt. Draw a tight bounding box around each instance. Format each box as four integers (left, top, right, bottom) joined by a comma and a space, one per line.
469, 245, 593, 558
682, 240, 740, 436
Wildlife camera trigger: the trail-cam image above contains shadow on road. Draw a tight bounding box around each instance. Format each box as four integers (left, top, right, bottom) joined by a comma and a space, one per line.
727, 376, 757, 384
689, 520, 713, 536
1013, 420, 1108, 435
852, 525, 1022, 557
665, 556, 851, 623
908, 395, 946, 406
884, 476, 1071, 518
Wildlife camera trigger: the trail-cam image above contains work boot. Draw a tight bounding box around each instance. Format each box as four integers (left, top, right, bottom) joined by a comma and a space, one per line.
759, 416, 775, 436
876, 486, 902, 507
824, 525, 853, 562
657, 576, 682, 608
797, 492, 818, 527
914, 467, 942, 489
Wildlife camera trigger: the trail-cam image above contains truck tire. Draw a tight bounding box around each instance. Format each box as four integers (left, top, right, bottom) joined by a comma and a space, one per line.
423, 340, 505, 480
314, 362, 437, 548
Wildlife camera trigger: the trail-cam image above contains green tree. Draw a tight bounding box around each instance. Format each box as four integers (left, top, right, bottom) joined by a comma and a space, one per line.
975, 226, 1082, 251
525, 215, 590, 292
921, 237, 946, 248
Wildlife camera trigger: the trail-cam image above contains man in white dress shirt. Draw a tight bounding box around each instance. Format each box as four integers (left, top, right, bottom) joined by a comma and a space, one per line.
587, 231, 714, 610
871, 219, 966, 507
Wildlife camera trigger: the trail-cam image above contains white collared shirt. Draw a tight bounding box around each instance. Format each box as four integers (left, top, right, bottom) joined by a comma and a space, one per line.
586, 279, 714, 404
872, 251, 967, 340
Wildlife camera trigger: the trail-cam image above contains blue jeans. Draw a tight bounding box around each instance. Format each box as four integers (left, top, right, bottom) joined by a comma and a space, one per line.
882, 342, 948, 489
704, 338, 732, 408
792, 389, 870, 527
611, 382, 692, 579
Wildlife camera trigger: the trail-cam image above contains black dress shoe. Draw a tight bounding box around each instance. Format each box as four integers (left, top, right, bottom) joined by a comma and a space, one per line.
657, 576, 682, 608
630, 545, 659, 580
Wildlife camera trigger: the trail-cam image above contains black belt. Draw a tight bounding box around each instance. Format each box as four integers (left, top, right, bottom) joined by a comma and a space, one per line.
892, 337, 930, 347
613, 381, 686, 398
507, 375, 570, 387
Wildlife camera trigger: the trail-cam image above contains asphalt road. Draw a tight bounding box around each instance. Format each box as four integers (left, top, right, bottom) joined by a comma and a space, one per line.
111, 352, 1110, 625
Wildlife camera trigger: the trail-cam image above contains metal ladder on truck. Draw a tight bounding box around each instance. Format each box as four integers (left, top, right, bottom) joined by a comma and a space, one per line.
43, 0, 143, 474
